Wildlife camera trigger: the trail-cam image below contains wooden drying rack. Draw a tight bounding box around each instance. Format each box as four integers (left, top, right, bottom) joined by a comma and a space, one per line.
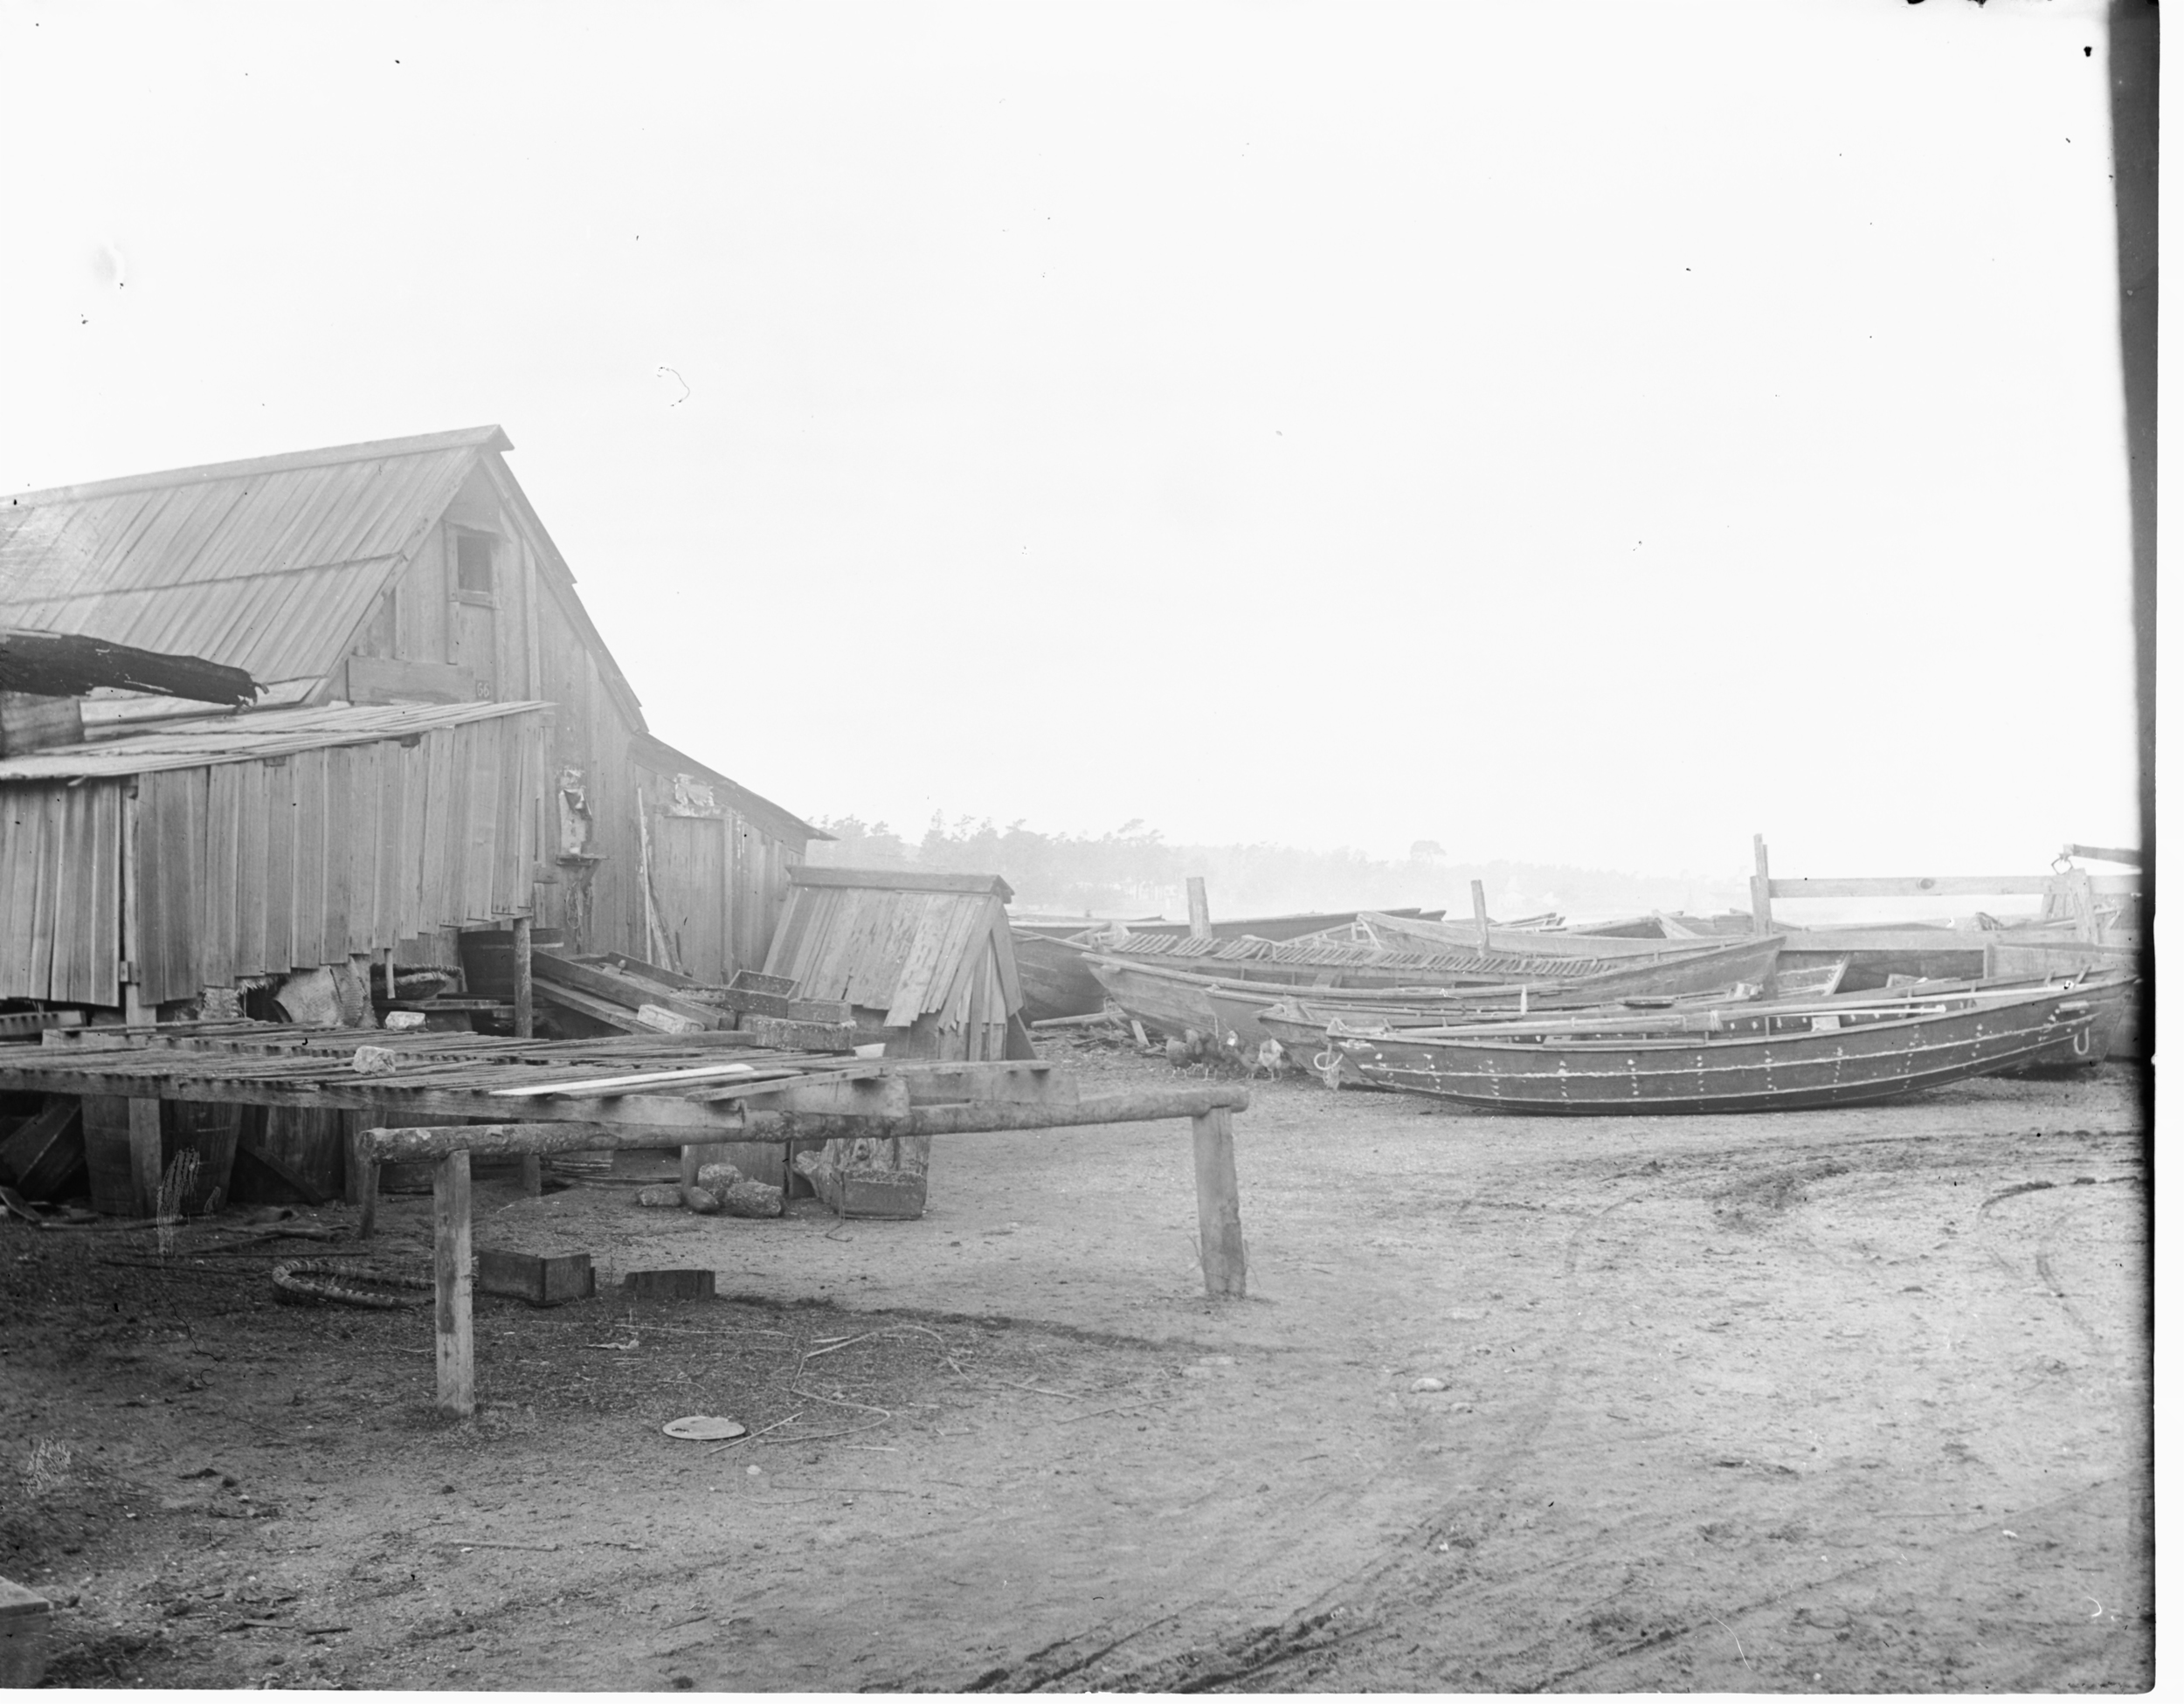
0, 1023, 1251, 1417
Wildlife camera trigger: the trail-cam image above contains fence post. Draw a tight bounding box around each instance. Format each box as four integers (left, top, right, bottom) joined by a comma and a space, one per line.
1750, 835, 1774, 935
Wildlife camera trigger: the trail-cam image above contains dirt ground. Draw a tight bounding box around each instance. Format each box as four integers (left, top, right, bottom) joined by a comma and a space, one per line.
1, 1037, 2152, 1692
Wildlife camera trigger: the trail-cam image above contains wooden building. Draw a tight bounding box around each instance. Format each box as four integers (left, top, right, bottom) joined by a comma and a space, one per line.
763, 867, 1034, 1062
0, 426, 822, 1000
758, 866, 1033, 1217
0, 701, 549, 1015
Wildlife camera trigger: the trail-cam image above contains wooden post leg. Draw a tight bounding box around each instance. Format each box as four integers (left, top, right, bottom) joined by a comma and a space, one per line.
1190, 1107, 1247, 1299
349, 1126, 381, 1238
512, 918, 541, 1195
128, 1099, 163, 1220
121, 981, 162, 1218
434, 1152, 474, 1418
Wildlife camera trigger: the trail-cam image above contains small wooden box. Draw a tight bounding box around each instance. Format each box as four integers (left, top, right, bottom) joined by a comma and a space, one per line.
476, 1249, 595, 1307
622, 1268, 715, 1301
0, 1575, 52, 1687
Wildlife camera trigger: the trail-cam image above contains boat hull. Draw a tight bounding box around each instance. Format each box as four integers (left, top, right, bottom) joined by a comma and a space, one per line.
1336, 985, 2098, 1115
1088, 936, 1785, 1046
1101, 934, 1784, 996
1010, 930, 1108, 1022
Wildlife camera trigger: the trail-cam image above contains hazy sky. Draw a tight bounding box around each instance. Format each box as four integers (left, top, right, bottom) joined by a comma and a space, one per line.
1, 0, 2139, 886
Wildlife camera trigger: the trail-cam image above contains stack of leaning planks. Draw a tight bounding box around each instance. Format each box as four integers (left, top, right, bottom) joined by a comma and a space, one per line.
530, 951, 881, 1052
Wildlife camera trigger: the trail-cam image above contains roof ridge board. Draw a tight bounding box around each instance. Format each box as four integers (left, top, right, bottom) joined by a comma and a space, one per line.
3, 425, 512, 509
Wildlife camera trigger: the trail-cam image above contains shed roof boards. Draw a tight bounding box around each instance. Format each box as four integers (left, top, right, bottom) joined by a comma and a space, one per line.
0, 425, 641, 725
628, 731, 830, 846
0, 699, 549, 781
764, 866, 1023, 1036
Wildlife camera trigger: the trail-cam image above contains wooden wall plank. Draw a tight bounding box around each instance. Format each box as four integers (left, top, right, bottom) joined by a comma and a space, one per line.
321, 746, 355, 964
418, 719, 455, 930
260, 759, 295, 976
0, 790, 26, 996
289, 749, 327, 970
87, 780, 121, 1008
139, 768, 207, 1003
465, 720, 501, 921
200, 762, 243, 987
46, 783, 86, 1004
25, 785, 58, 999
397, 735, 429, 942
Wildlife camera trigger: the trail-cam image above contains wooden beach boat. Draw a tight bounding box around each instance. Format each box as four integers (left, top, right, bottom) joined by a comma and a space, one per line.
1357, 911, 1718, 960
1010, 906, 1449, 1022
1010, 928, 1111, 1023
1094, 932, 1785, 996
1086, 935, 1785, 1048
1252, 986, 1774, 1087
1326, 981, 2102, 1115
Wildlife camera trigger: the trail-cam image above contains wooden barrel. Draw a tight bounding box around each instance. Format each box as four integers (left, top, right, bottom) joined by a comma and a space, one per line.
458, 928, 563, 998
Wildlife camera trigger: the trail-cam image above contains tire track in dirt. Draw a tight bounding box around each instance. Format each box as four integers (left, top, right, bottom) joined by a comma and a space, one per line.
1105, 1120, 2149, 1692
1087, 1178, 1665, 1692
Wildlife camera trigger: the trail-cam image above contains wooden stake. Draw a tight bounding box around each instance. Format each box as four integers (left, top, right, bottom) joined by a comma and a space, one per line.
1470, 879, 1490, 953
121, 983, 161, 1218
1750, 834, 1774, 936
349, 1123, 381, 1238
434, 1151, 474, 1418
1186, 877, 1212, 942
511, 915, 540, 1195
1190, 1107, 1247, 1299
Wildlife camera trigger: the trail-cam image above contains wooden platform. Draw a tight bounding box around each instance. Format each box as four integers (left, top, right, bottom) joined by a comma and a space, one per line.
0, 1022, 1252, 1417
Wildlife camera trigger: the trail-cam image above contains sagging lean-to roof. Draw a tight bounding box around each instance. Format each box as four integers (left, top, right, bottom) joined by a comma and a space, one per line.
764, 866, 1022, 1032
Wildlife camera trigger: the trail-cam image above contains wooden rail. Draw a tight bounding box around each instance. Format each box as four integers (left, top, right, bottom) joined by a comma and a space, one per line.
364, 1083, 1253, 1418
1750, 834, 2139, 942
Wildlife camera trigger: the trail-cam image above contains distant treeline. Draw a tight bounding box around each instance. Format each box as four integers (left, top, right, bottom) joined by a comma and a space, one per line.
805, 815, 1744, 927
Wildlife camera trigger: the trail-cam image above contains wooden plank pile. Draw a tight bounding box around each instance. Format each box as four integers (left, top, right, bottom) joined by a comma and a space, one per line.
529, 949, 881, 1051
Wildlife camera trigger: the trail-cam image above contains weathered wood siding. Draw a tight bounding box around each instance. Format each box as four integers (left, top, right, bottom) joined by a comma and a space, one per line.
0, 778, 124, 1006
763, 874, 1021, 1061
111, 710, 547, 1004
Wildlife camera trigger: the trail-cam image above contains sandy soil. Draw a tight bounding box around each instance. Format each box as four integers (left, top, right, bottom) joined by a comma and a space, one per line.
0, 1038, 2151, 1691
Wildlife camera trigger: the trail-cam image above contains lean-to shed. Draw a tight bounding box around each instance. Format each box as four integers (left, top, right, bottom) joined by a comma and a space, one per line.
763, 868, 1033, 1062
0, 426, 823, 993
0, 701, 549, 1013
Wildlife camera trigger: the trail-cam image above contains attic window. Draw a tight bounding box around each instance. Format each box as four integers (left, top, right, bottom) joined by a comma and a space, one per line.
453, 531, 496, 599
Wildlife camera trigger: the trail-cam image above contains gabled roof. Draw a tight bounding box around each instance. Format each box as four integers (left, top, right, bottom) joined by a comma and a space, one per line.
0, 427, 644, 728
